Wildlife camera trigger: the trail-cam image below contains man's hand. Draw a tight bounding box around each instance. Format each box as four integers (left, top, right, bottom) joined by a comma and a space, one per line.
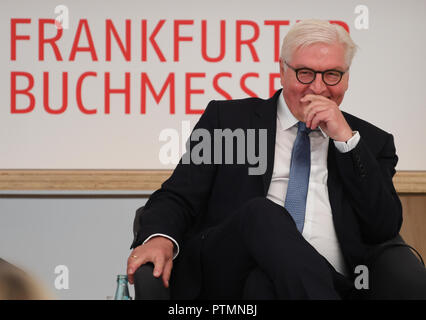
127, 236, 174, 288
300, 94, 353, 142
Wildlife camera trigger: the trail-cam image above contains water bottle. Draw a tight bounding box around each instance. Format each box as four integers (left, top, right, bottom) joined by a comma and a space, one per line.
114, 275, 132, 300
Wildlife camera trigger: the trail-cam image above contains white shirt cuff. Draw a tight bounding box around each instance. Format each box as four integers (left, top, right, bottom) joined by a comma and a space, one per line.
333, 131, 360, 153
143, 234, 180, 259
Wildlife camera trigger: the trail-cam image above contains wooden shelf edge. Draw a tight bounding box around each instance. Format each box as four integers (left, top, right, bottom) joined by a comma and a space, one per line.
0, 170, 425, 194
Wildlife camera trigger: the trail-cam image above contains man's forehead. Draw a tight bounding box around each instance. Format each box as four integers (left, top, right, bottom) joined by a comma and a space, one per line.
291, 43, 347, 69
292, 63, 347, 71
293, 42, 345, 54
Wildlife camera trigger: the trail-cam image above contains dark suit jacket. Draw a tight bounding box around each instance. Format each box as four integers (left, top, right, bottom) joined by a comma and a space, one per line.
131, 89, 403, 299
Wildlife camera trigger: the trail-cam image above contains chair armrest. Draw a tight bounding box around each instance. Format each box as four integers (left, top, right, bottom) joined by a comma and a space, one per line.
364, 234, 426, 299
133, 262, 170, 300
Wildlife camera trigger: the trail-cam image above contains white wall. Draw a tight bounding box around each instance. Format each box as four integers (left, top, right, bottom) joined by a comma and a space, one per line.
0, 193, 147, 300
1, 0, 425, 170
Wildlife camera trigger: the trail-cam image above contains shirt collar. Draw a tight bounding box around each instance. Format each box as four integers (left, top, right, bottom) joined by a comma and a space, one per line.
277, 92, 328, 138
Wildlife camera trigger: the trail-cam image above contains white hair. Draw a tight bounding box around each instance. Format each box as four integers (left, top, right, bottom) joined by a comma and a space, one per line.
280, 19, 358, 67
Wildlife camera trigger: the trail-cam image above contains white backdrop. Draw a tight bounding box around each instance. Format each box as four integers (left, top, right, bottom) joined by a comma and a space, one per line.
1, 0, 425, 170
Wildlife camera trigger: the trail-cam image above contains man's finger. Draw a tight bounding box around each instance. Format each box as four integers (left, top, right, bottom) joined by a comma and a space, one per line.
310, 110, 329, 130
301, 94, 330, 103
127, 254, 148, 285
127, 260, 140, 284
127, 273, 134, 285
304, 99, 329, 112
305, 104, 327, 127
300, 94, 320, 103
153, 256, 165, 278
162, 259, 173, 288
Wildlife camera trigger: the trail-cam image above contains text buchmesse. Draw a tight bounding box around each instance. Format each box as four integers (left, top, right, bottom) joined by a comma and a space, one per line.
10, 18, 349, 115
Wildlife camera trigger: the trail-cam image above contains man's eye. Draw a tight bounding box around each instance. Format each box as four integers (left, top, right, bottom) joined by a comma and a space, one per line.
325, 71, 340, 78
299, 70, 312, 76
297, 70, 314, 81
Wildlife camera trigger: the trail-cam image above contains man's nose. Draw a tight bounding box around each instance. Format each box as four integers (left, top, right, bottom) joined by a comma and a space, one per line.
309, 73, 327, 94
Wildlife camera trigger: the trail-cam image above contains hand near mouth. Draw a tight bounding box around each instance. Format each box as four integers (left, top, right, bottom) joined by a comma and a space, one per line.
300, 94, 353, 142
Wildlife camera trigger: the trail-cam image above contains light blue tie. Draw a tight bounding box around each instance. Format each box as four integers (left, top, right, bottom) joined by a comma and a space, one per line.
284, 121, 311, 233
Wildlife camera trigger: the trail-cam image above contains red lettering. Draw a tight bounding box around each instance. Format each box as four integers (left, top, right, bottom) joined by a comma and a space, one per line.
10, 72, 35, 113
236, 20, 260, 62
43, 72, 68, 114
106, 19, 131, 61
240, 72, 259, 97
201, 20, 226, 62
142, 19, 166, 62
69, 19, 98, 61
174, 20, 194, 62
38, 19, 63, 61
213, 73, 232, 100
329, 20, 350, 33
104, 72, 130, 114
185, 73, 205, 114
264, 20, 289, 62
11, 18, 31, 60
77, 72, 97, 114
269, 73, 281, 97
141, 73, 175, 114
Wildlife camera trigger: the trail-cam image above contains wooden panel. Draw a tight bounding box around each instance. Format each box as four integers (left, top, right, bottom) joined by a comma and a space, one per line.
0, 170, 425, 193
0, 170, 172, 191
399, 195, 426, 262
0, 171, 424, 262
393, 171, 426, 194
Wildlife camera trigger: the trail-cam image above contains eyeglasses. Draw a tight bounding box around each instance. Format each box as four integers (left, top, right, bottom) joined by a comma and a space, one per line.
283, 61, 348, 86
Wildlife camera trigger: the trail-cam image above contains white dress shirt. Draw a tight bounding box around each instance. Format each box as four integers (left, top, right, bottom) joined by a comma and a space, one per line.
147, 94, 361, 276
266, 93, 360, 276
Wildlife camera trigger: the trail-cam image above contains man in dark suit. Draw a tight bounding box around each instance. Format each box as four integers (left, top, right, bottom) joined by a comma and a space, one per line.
127, 19, 402, 299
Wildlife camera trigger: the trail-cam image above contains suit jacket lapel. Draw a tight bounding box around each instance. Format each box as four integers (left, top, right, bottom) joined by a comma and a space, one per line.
252, 90, 280, 195
327, 113, 357, 219
327, 140, 343, 220
327, 113, 356, 218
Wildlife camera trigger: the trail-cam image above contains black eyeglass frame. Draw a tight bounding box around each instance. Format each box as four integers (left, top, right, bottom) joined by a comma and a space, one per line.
283, 60, 348, 86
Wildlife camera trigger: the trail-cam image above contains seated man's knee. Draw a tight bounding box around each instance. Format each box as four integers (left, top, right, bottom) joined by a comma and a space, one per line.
243, 267, 276, 299
241, 197, 294, 228
242, 197, 277, 217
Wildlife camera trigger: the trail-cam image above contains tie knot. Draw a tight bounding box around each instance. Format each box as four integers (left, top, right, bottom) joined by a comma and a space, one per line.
298, 121, 311, 134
